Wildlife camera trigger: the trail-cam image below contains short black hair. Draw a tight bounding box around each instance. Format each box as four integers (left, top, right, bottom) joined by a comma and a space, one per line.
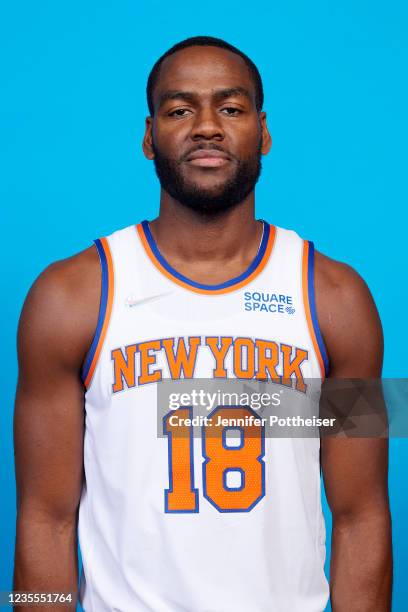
146, 36, 264, 116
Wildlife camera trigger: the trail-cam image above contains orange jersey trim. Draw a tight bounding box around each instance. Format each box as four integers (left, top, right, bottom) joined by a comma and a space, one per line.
84, 237, 114, 389
136, 222, 276, 295
302, 240, 328, 380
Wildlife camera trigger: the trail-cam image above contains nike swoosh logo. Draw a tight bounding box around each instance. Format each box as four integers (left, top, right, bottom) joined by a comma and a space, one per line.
125, 292, 173, 307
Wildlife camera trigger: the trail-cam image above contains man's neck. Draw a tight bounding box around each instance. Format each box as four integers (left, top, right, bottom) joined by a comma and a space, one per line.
149, 192, 262, 269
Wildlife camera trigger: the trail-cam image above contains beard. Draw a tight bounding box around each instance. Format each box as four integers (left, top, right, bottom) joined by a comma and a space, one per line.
152, 141, 262, 216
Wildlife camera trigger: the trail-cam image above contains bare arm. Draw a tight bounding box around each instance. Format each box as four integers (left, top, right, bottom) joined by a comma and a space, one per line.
13, 247, 100, 611
316, 252, 392, 611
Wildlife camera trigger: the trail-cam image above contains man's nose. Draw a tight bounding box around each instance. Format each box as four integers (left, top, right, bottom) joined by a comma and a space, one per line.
190, 107, 224, 141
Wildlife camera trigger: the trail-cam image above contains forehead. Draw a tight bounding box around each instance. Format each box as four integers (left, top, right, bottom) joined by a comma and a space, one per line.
152, 46, 256, 106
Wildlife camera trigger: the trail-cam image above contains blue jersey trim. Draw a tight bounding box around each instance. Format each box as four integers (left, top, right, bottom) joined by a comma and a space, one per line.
307, 241, 330, 377
141, 219, 270, 291
81, 238, 109, 383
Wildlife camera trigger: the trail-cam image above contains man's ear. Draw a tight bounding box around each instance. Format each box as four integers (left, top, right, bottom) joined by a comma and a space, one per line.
259, 112, 272, 155
142, 116, 154, 160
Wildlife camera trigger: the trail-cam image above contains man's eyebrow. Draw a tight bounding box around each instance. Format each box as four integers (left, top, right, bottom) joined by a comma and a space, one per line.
158, 90, 196, 106
213, 87, 252, 101
158, 87, 252, 107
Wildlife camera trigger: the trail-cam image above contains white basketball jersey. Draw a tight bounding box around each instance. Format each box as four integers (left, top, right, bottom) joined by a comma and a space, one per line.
78, 220, 330, 612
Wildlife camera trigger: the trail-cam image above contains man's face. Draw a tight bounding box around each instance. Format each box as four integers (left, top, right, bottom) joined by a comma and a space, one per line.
143, 46, 272, 215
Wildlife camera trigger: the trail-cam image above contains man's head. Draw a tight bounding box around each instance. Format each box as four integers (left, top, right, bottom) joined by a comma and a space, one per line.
143, 36, 272, 216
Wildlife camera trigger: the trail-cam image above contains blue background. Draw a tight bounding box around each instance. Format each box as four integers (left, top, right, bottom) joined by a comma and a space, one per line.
1, 1, 407, 610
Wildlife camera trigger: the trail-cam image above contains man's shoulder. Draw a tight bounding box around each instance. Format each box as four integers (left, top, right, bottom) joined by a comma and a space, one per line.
18, 244, 101, 371
30, 244, 100, 305
313, 249, 383, 376
273, 222, 372, 300
22, 219, 146, 330
314, 248, 376, 312
314, 248, 363, 292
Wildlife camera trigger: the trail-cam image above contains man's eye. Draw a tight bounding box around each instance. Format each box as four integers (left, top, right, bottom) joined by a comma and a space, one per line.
168, 108, 191, 117
221, 107, 242, 116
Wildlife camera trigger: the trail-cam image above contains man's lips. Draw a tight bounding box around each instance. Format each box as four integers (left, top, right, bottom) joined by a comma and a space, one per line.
184, 149, 231, 168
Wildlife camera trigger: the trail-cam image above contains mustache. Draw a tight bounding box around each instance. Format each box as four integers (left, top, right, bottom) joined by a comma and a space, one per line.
179, 144, 237, 163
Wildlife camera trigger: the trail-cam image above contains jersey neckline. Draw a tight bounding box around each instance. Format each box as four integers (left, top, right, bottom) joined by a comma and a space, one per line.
136, 219, 276, 295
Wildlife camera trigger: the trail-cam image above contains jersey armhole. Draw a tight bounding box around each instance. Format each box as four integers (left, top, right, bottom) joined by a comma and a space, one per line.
82, 237, 114, 389
301, 240, 330, 379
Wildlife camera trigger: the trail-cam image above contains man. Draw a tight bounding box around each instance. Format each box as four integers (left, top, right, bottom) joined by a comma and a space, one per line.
14, 36, 392, 611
